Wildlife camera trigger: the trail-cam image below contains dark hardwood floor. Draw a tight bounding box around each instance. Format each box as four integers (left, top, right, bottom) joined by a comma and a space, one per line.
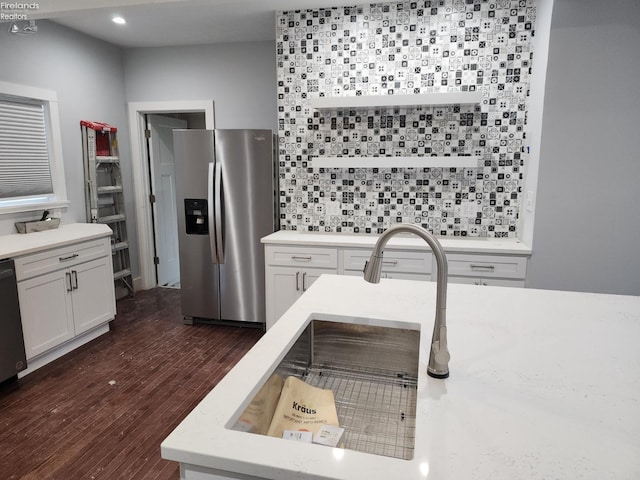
0, 288, 264, 480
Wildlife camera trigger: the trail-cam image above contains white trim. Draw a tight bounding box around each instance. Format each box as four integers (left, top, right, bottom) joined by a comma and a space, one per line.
517, 0, 554, 248
127, 100, 215, 290
311, 156, 480, 169
47, 100, 68, 206
0, 80, 57, 102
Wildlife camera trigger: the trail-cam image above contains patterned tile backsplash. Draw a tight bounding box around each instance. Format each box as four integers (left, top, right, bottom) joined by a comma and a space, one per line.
276, 0, 536, 237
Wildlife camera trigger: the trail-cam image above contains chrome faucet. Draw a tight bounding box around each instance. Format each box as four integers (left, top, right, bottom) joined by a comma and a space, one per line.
363, 223, 450, 378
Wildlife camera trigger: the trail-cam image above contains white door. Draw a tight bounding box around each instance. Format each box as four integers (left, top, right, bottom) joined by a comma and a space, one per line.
147, 114, 188, 287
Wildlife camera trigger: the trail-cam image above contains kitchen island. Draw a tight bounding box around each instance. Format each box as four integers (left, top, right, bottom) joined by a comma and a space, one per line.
161, 275, 640, 479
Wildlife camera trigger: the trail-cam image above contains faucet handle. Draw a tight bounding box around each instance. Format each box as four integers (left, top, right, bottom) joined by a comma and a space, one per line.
432, 337, 451, 365
433, 343, 451, 365
428, 326, 450, 378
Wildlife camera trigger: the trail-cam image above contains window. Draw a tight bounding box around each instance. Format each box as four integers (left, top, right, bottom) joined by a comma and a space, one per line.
0, 81, 68, 214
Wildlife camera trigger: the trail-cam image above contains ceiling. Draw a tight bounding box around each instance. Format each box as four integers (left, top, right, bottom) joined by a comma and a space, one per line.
24, 0, 353, 48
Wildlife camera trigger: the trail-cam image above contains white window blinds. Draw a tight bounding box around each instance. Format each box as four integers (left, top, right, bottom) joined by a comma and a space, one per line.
0, 98, 54, 199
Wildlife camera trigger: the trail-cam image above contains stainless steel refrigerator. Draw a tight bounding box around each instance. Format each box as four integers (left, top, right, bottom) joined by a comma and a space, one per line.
172, 129, 276, 325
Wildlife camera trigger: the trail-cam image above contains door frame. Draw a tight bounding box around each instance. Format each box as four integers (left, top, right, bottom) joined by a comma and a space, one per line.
127, 100, 215, 291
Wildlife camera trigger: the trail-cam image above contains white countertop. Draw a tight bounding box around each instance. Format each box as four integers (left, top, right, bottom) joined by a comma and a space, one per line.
0, 223, 113, 259
262, 230, 531, 255
161, 275, 640, 479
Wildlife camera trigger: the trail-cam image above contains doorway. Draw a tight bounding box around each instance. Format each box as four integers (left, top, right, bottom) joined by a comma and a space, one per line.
146, 113, 201, 287
127, 100, 215, 291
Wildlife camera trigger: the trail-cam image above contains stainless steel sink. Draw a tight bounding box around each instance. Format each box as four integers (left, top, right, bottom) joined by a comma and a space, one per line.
234, 319, 420, 460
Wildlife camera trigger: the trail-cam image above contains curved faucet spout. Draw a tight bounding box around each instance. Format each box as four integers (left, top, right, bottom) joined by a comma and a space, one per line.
363, 223, 450, 378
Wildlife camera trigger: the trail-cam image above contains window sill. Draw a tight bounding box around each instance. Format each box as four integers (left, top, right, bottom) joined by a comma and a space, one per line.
0, 199, 69, 216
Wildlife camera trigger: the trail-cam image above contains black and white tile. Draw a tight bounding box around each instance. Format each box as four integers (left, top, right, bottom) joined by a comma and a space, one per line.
276, 0, 536, 237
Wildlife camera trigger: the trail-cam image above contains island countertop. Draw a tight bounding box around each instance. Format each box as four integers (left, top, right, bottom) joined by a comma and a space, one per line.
161, 275, 640, 480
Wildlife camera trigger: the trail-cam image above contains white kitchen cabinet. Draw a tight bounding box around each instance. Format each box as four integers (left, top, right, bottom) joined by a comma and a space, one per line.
16, 268, 75, 359
266, 266, 329, 328
342, 248, 432, 281
69, 256, 118, 335
265, 245, 337, 328
14, 236, 116, 362
263, 232, 530, 328
444, 253, 527, 288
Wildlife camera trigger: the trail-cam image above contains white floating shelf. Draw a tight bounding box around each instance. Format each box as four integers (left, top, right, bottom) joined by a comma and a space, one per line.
310, 92, 482, 110
311, 156, 480, 169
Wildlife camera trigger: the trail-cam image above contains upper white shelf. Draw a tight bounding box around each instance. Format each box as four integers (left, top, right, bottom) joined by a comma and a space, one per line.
311, 156, 480, 169
309, 91, 482, 110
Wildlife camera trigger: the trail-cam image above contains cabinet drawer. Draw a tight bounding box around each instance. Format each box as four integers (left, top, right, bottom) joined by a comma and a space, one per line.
343, 269, 430, 282
14, 237, 111, 281
265, 245, 337, 269
445, 254, 527, 280
343, 249, 432, 274
449, 275, 525, 288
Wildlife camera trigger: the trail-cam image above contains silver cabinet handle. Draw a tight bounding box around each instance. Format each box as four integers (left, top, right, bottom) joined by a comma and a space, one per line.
382, 260, 398, 266
291, 255, 312, 261
71, 270, 78, 290
295, 271, 300, 291
470, 264, 495, 270
302, 272, 307, 291
59, 253, 79, 262
66, 272, 73, 292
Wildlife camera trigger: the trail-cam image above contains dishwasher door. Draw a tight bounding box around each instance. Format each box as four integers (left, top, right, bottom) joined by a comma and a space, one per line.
0, 259, 27, 382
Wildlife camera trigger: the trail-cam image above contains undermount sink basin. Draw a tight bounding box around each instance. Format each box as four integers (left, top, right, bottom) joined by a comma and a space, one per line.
230, 318, 420, 460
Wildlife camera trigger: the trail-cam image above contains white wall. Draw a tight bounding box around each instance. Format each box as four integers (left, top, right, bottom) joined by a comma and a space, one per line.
0, 20, 139, 276
526, 0, 640, 295
122, 41, 277, 130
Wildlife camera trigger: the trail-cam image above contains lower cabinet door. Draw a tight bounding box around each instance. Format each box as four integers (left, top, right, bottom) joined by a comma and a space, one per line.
299, 268, 325, 293
265, 267, 336, 329
17, 269, 75, 359
266, 266, 303, 329
72, 257, 116, 335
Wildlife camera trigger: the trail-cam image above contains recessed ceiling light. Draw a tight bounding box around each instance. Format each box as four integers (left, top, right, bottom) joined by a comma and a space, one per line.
112, 16, 126, 25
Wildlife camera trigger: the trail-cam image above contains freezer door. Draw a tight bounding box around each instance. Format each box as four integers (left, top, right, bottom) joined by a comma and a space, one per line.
173, 129, 221, 320
215, 130, 275, 323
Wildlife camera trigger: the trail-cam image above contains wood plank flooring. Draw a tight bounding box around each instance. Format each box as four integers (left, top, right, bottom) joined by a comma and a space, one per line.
0, 287, 264, 480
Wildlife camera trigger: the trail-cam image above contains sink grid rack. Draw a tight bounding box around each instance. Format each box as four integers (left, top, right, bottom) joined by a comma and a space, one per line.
277, 362, 417, 461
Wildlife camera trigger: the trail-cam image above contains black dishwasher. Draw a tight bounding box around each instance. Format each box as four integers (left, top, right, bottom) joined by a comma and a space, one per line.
0, 259, 27, 383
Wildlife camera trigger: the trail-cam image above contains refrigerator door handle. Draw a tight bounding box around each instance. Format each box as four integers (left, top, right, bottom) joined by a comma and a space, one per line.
207, 162, 218, 263
214, 162, 225, 263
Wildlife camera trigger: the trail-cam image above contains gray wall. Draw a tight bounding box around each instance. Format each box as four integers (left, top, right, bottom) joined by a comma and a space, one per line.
0, 20, 139, 276
0, 25, 276, 283
526, 0, 640, 295
123, 41, 277, 130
